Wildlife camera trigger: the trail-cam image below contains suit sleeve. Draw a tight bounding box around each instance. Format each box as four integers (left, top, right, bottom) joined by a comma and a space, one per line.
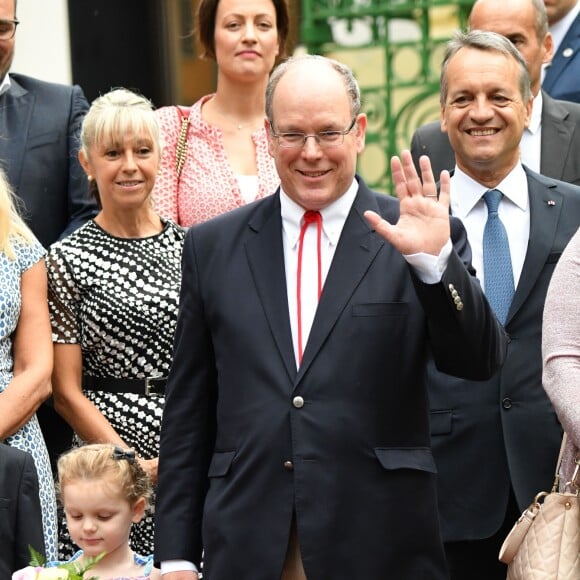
154, 229, 217, 567
412, 216, 508, 380
61, 85, 98, 239
15, 451, 45, 567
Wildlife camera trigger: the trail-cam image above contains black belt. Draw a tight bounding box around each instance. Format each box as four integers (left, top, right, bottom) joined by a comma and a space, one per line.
82, 375, 167, 396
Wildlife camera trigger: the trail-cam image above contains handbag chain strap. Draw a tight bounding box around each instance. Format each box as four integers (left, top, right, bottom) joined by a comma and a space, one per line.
175, 106, 191, 180
553, 432, 580, 495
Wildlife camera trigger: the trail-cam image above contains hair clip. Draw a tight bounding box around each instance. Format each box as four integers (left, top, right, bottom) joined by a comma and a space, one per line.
112, 447, 136, 464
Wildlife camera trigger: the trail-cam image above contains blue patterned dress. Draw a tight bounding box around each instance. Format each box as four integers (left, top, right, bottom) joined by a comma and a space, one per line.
1, 236, 58, 560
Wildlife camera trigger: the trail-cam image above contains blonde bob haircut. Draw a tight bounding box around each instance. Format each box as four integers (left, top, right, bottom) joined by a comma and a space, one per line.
0, 167, 35, 260
80, 88, 160, 157
79, 88, 161, 207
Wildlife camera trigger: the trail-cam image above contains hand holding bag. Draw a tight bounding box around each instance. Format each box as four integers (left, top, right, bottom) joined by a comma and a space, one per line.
499, 433, 580, 579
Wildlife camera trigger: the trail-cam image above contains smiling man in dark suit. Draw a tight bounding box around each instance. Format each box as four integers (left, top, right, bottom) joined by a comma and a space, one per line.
428, 30, 580, 580
154, 54, 507, 580
0, 0, 98, 472
411, 0, 580, 187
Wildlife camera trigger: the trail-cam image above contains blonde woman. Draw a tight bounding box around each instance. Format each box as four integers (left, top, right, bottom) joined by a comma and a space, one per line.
46, 89, 185, 557
0, 168, 55, 559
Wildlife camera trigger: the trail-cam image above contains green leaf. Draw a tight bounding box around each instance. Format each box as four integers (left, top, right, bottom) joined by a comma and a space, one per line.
28, 545, 46, 567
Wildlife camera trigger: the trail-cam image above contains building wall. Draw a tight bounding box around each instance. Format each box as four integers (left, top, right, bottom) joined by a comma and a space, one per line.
11, 0, 72, 84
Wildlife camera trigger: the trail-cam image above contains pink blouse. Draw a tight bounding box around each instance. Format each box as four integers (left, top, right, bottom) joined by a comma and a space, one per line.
153, 94, 280, 227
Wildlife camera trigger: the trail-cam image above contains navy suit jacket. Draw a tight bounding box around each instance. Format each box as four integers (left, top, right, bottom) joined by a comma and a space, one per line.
410, 91, 580, 187
0, 444, 45, 578
0, 73, 98, 248
428, 168, 580, 541
544, 12, 580, 103
155, 177, 507, 579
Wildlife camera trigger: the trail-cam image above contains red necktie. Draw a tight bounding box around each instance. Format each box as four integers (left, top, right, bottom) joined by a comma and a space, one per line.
296, 210, 322, 364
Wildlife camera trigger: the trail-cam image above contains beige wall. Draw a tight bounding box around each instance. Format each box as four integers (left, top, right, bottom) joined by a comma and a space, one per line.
11, 0, 72, 84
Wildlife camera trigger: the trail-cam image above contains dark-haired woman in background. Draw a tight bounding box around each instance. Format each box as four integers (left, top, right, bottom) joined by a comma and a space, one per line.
153, 0, 290, 226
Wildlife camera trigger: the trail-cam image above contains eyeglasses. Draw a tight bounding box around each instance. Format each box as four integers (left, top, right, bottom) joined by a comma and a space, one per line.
271, 117, 358, 149
0, 19, 18, 41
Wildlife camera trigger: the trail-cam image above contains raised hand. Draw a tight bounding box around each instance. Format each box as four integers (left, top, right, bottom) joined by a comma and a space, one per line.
364, 150, 451, 256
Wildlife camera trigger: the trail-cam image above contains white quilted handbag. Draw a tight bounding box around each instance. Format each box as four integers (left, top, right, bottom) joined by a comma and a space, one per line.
499, 434, 580, 579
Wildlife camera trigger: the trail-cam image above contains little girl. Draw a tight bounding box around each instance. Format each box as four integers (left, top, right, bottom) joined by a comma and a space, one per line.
54, 444, 160, 579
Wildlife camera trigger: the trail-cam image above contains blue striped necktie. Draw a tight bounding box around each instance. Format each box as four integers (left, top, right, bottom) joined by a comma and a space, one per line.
483, 189, 515, 324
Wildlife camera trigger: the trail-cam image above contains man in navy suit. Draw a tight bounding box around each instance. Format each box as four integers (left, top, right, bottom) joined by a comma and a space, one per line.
543, 0, 580, 102
154, 54, 507, 580
428, 30, 580, 580
0, 0, 96, 248
0, 0, 97, 471
0, 444, 45, 577
411, 0, 580, 185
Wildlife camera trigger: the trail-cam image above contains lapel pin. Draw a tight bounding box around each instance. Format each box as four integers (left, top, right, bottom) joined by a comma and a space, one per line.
547, 200, 556, 206
563, 47, 574, 58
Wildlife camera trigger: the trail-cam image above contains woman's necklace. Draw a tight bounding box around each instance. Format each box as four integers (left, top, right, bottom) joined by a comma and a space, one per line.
212, 107, 263, 131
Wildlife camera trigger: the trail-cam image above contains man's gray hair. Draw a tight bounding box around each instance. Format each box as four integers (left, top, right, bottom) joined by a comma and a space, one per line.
440, 30, 532, 105
265, 54, 362, 128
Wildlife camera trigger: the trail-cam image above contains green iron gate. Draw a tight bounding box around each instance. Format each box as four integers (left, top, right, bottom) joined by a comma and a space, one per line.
300, 0, 474, 193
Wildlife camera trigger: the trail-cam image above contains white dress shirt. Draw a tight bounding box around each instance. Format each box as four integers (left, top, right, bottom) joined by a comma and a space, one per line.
0, 74, 11, 96
450, 164, 530, 290
281, 182, 357, 367
520, 90, 542, 174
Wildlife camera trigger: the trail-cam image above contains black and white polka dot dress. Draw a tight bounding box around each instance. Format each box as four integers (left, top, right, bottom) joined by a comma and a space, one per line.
46, 219, 185, 557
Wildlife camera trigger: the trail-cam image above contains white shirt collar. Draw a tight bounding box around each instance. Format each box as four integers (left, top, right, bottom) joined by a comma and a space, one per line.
280, 179, 358, 249
0, 74, 11, 96
527, 90, 542, 135
550, 1, 580, 52
450, 163, 529, 219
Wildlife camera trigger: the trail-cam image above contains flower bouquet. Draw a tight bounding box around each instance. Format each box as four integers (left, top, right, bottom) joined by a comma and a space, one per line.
12, 546, 104, 580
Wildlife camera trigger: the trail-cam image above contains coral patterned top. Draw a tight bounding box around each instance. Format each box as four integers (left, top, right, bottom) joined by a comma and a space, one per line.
153, 94, 280, 227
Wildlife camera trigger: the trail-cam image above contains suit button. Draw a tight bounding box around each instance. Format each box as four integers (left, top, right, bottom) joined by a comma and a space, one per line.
283, 460, 294, 471
502, 397, 512, 410
293, 396, 304, 409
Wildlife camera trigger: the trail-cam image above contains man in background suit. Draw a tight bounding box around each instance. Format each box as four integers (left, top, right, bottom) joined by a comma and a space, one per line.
428, 30, 580, 579
0, 443, 45, 577
411, 0, 580, 186
0, 0, 97, 472
154, 54, 507, 580
543, 0, 580, 102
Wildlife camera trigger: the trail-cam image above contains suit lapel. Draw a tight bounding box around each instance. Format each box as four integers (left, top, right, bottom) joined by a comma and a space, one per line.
506, 169, 563, 323
543, 15, 580, 92
0, 77, 34, 189
539, 92, 573, 180
297, 185, 385, 381
245, 193, 297, 381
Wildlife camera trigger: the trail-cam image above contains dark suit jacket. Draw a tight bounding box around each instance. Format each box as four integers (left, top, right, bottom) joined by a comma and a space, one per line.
155, 177, 507, 579
410, 91, 580, 186
0, 73, 98, 248
543, 12, 580, 103
0, 444, 45, 578
428, 168, 580, 541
